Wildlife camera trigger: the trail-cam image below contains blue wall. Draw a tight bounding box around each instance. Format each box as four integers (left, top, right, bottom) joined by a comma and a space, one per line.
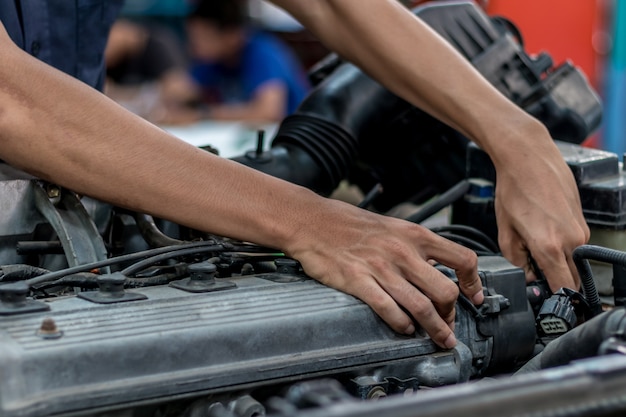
604, 0, 626, 156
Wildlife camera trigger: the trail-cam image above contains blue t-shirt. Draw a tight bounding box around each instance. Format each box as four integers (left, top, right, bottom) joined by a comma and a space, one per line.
190, 30, 310, 115
0, 0, 123, 90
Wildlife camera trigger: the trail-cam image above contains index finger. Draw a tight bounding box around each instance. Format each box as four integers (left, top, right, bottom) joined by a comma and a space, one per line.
422, 234, 484, 305
532, 247, 578, 292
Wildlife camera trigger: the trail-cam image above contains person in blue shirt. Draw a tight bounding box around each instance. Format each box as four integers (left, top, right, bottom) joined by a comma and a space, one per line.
184, 0, 310, 122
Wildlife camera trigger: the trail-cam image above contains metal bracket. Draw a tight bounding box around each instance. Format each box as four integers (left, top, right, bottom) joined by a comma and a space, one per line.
33, 181, 110, 273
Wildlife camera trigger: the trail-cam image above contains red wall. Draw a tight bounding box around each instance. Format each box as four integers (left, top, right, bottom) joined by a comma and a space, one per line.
486, 0, 606, 90
486, 0, 608, 146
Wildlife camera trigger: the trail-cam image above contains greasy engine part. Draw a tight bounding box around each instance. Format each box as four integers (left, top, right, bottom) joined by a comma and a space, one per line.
232, 1, 601, 210
516, 307, 626, 374
0, 256, 534, 417
454, 142, 626, 257
273, 354, 626, 417
0, 166, 113, 272
268, 309, 626, 417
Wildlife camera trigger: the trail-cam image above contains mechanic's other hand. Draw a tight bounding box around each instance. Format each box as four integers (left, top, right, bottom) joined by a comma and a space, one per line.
285, 199, 483, 349
494, 128, 589, 292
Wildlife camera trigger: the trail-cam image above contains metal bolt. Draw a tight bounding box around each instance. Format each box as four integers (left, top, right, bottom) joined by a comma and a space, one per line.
39, 317, 56, 332
36, 317, 63, 339
367, 386, 387, 400
229, 394, 265, 417
241, 263, 255, 275
46, 185, 60, 199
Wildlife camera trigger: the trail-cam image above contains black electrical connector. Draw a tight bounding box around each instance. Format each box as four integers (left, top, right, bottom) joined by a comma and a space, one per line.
536, 289, 579, 337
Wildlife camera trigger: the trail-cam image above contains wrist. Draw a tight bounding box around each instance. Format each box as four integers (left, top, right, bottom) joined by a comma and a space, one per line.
480, 117, 554, 170
280, 192, 362, 258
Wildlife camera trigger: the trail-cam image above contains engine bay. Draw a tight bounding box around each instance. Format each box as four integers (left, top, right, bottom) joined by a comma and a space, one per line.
2, 2, 626, 417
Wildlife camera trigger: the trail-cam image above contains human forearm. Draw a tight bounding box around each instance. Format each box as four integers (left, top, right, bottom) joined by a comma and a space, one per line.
0, 23, 485, 347
0, 28, 307, 249
271, 0, 588, 290
272, 0, 542, 158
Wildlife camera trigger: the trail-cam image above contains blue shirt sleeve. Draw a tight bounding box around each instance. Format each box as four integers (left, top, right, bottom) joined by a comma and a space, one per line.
241, 32, 310, 114
189, 31, 309, 114
0, 0, 124, 90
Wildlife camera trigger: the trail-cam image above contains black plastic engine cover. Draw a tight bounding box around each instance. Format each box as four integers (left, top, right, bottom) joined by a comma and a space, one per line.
415, 1, 602, 144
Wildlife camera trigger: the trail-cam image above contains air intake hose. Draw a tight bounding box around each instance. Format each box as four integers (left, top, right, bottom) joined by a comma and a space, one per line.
515, 308, 626, 374
232, 63, 411, 195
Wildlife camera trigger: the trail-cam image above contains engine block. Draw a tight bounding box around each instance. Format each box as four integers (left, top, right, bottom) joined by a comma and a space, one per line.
0, 257, 533, 417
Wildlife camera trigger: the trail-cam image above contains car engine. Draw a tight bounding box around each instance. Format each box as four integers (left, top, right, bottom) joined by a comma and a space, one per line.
2, 2, 626, 417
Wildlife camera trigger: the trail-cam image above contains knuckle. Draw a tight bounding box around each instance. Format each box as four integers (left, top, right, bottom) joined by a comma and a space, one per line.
361, 285, 392, 312
383, 237, 412, 259
437, 279, 460, 302
343, 263, 360, 278
579, 223, 591, 244
367, 256, 388, 273
405, 222, 426, 237
342, 263, 366, 281
538, 239, 561, 258
458, 248, 478, 268
409, 298, 436, 320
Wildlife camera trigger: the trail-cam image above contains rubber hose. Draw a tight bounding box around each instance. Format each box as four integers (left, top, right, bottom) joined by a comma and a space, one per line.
0, 264, 51, 282
133, 212, 184, 247
515, 308, 626, 374
405, 180, 470, 224
572, 245, 626, 316
233, 62, 411, 195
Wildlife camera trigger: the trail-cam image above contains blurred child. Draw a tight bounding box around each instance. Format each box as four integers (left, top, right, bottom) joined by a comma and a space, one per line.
180, 0, 310, 123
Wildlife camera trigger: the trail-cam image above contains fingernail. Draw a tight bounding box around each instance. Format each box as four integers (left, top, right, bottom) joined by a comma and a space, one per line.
472, 290, 484, 305
444, 333, 457, 349
405, 324, 415, 335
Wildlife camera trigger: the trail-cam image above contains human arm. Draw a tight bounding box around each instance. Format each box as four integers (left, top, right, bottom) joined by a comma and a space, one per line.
0, 22, 481, 348
271, 0, 589, 290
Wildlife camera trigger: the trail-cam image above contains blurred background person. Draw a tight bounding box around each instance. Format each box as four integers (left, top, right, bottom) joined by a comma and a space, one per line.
104, 19, 191, 121
161, 0, 310, 124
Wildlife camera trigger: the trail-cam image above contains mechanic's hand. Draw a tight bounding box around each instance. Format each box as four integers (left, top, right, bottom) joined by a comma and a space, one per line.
494, 133, 589, 292
286, 199, 483, 349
